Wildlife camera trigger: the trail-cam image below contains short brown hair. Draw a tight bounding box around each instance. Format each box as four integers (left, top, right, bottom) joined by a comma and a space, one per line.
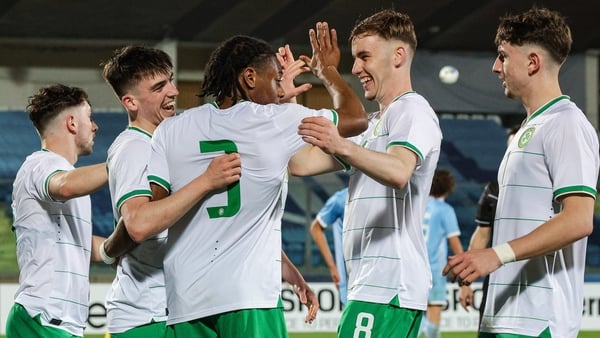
102, 45, 173, 98
349, 9, 417, 52
495, 7, 572, 64
27, 84, 89, 135
430, 168, 455, 198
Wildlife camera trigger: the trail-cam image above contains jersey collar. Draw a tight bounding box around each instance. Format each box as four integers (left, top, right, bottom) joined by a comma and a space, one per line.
527, 95, 570, 123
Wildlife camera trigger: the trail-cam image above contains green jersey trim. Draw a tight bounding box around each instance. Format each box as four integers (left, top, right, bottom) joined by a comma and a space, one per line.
331, 110, 339, 126
554, 185, 597, 199
44, 170, 64, 201
387, 141, 423, 161
127, 126, 152, 138
116, 189, 152, 214
527, 95, 570, 123
148, 175, 170, 193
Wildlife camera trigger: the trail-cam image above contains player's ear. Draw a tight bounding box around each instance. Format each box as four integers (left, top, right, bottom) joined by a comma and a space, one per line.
241, 67, 257, 89
66, 114, 77, 134
393, 44, 406, 68
122, 94, 138, 112
527, 52, 541, 76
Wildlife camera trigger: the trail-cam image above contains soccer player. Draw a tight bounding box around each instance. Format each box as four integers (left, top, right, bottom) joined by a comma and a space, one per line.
291, 9, 442, 337
420, 168, 463, 338
6, 84, 108, 337
100, 45, 242, 337
443, 7, 599, 337
144, 28, 367, 337
310, 187, 348, 307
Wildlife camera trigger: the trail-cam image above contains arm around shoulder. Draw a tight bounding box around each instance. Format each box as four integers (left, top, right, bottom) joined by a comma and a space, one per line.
48, 162, 107, 200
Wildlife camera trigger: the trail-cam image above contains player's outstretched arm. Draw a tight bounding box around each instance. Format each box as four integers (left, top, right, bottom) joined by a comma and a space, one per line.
299, 21, 367, 137
282, 251, 319, 324
444, 194, 594, 286
127, 153, 241, 242
100, 153, 241, 264
48, 163, 107, 201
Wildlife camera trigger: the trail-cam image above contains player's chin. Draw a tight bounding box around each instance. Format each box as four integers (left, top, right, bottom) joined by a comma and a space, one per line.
80, 147, 93, 156
363, 91, 375, 102
162, 109, 176, 118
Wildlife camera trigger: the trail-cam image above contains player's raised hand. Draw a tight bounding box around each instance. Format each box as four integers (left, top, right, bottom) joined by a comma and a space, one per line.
299, 22, 340, 79
276, 44, 312, 103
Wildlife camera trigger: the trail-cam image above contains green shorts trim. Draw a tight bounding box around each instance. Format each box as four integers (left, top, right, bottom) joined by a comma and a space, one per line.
167, 307, 287, 338
109, 320, 167, 338
6, 303, 81, 338
479, 327, 552, 338
338, 299, 424, 338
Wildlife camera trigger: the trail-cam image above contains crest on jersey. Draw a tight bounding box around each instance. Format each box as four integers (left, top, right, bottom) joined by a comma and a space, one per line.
518, 127, 535, 148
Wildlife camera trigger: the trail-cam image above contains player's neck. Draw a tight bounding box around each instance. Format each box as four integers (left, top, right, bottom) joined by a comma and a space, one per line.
42, 137, 78, 164
130, 119, 157, 135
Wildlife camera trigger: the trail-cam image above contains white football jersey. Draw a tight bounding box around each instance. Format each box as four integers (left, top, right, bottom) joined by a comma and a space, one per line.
344, 92, 441, 311
148, 101, 337, 325
484, 96, 599, 337
105, 126, 168, 333
11, 150, 93, 336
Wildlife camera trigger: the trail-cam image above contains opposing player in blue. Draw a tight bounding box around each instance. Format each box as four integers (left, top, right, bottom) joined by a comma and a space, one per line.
310, 187, 348, 307
420, 168, 463, 338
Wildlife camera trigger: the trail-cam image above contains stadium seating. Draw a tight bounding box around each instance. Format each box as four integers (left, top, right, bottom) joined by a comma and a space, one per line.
1, 111, 599, 276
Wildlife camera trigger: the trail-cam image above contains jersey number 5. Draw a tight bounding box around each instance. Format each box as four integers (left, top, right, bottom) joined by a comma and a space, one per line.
200, 140, 241, 218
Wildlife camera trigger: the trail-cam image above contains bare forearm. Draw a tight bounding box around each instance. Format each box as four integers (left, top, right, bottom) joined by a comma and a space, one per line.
310, 222, 336, 270
288, 145, 341, 177
91, 235, 106, 263
335, 143, 414, 190
282, 251, 305, 285
49, 163, 107, 200
509, 199, 593, 260
103, 217, 137, 258
448, 236, 464, 255
320, 66, 367, 137
468, 226, 491, 250
127, 175, 218, 242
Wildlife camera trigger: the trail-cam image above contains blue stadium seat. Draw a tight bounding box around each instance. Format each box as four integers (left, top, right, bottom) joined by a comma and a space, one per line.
0, 111, 125, 235
2, 111, 600, 272
439, 118, 506, 183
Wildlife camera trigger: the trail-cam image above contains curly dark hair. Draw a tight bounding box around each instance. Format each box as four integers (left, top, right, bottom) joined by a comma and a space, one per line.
200, 35, 277, 104
101, 45, 173, 98
349, 9, 417, 51
495, 7, 572, 64
430, 168, 455, 198
27, 84, 89, 135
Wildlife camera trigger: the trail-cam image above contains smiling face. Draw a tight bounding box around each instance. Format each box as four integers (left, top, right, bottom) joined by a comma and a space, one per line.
125, 71, 179, 127
351, 34, 403, 108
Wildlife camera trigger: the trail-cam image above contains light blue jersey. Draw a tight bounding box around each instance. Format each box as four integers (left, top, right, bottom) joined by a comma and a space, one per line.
422, 197, 460, 304
316, 187, 348, 305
